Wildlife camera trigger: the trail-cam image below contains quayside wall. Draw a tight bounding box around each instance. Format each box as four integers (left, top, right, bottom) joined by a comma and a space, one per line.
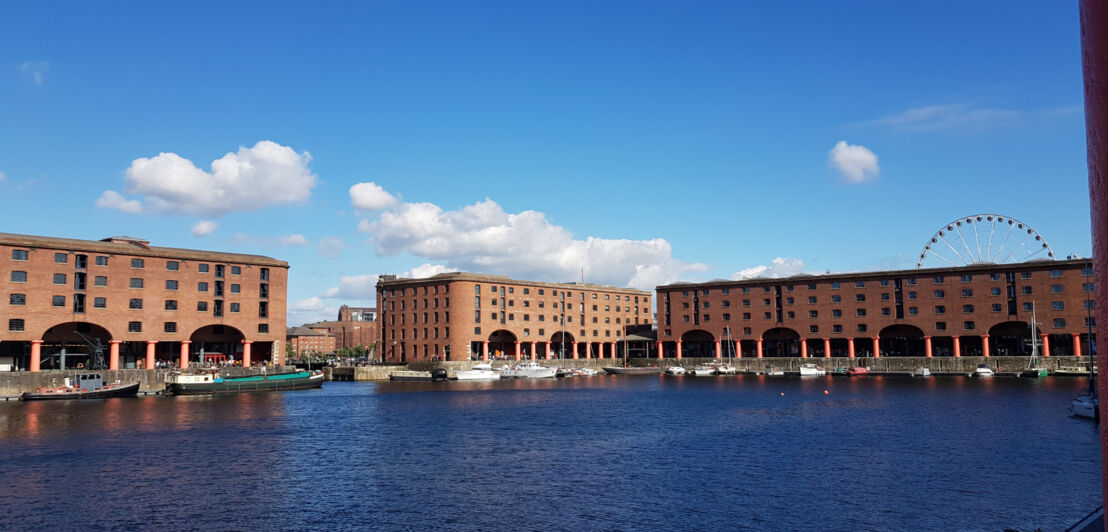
0, 366, 294, 396
324, 356, 1091, 381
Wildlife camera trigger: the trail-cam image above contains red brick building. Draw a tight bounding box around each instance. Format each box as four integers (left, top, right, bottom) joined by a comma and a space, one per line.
376, 272, 652, 362
286, 326, 336, 356
0, 233, 289, 370
656, 258, 1096, 360
301, 320, 377, 352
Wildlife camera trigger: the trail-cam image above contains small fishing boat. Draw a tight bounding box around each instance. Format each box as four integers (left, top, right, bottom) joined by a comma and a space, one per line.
666, 365, 686, 375
1070, 389, 1099, 421
799, 363, 826, 377
969, 364, 995, 378
913, 367, 931, 378
22, 373, 139, 401
692, 363, 716, 376
166, 369, 325, 394
831, 367, 849, 377
764, 365, 785, 376
715, 364, 738, 375
455, 362, 500, 380
500, 361, 558, 379
577, 367, 600, 377
846, 366, 870, 376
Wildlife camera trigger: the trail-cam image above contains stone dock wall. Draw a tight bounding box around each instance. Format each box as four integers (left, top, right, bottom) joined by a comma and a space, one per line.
0, 366, 294, 396
325, 356, 1092, 381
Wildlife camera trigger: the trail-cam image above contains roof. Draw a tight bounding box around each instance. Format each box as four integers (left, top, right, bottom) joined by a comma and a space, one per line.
0, 232, 288, 267
377, 271, 651, 294
286, 326, 326, 337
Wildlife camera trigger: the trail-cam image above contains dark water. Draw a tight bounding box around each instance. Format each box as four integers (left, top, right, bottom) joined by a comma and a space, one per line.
0, 375, 1100, 531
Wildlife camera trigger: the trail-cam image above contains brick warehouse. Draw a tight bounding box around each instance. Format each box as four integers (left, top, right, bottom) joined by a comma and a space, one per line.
656, 258, 1096, 360
376, 272, 652, 362
0, 233, 288, 371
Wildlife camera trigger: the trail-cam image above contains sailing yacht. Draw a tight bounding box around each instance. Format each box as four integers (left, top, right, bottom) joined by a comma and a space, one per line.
1020, 305, 1049, 378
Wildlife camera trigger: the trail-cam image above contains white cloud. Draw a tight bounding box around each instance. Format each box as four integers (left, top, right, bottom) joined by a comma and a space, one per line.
96, 190, 143, 213
317, 236, 345, 258
278, 234, 310, 246
288, 297, 339, 326
405, 263, 458, 278
350, 182, 399, 211
99, 140, 317, 216
853, 103, 1022, 133
732, 257, 807, 280
191, 220, 218, 237
20, 61, 48, 85
0, 171, 6, 182
358, 198, 705, 290
322, 274, 379, 300
828, 141, 879, 183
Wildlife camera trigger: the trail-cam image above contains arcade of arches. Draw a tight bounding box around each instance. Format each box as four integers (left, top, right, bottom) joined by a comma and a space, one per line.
467, 329, 656, 361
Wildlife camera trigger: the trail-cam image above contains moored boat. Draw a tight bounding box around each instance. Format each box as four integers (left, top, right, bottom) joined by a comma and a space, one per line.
1069, 389, 1099, 421
455, 362, 500, 380
500, 361, 557, 379
666, 365, 686, 375
602, 366, 662, 375
715, 364, 738, 375
846, 366, 870, 376
913, 367, 932, 378
969, 364, 995, 378
166, 369, 324, 394
22, 373, 139, 401
799, 363, 826, 377
692, 363, 716, 376
763, 365, 785, 376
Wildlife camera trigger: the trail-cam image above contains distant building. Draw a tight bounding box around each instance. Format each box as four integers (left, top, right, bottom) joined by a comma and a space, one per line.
338, 305, 376, 322
286, 326, 336, 357
0, 232, 289, 370
302, 319, 378, 352
377, 272, 652, 362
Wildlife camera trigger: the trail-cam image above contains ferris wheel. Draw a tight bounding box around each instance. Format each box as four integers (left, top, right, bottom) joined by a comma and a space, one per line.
916, 214, 1055, 269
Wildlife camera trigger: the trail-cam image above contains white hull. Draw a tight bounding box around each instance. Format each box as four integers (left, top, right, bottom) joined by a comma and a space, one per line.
913, 368, 931, 378
692, 365, 716, 376
799, 364, 825, 376
970, 368, 995, 378
455, 370, 500, 380
500, 362, 557, 379
666, 366, 686, 375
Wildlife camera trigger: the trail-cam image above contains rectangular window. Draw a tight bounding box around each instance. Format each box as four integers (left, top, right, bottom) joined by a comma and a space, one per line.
231, 266, 241, 275
881, 307, 891, 316
95, 256, 108, 266
936, 321, 947, 330
10, 293, 26, 305
963, 304, 974, 313
809, 325, 819, 333
231, 283, 240, 293
856, 294, 866, 302
197, 301, 208, 312
94, 276, 107, 287
11, 249, 28, 260
215, 265, 225, 278
831, 295, 841, 303
1050, 269, 1063, 278
961, 289, 973, 297
259, 301, 268, 318
857, 324, 867, 332
832, 309, 842, 318
991, 303, 1002, 312
213, 300, 223, 317
94, 297, 106, 308
833, 325, 843, 333
166, 280, 178, 290
909, 307, 919, 315
856, 308, 866, 317
130, 278, 144, 289
52, 295, 65, 307
964, 321, 975, 330
1085, 300, 1096, 310
260, 267, 269, 281
199, 264, 209, 273
880, 293, 890, 301
808, 296, 817, 304
198, 282, 208, 292
1021, 272, 1032, 279
855, 281, 865, 288
908, 291, 917, 299
831, 282, 841, 289
934, 305, 946, 314
165, 300, 178, 311
934, 289, 945, 298
53, 273, 66, 285
1022, 286, 1033, 295
54, 252, 68, 263
167, 261, 179, 271
907, 278, 917, 285
990, 287, 1001, 296
1051, 284, 1064, 294
961, 274, 972, 282
933, 276, 944, 284
1084, 282, 1095, 293
129, 298, 143, 309
1052, 301, 1064, 311
258, 324, 269, 334
260, 284, 269, 299
164, 322, 177, 333
9, 319, 25, 331
129, 321, 142, 333
809, 310, 818, 318
131, 258, 144, 269
230, 302, 240, 313
1022, 302, 1034, 311
1053, 318, 1066, 328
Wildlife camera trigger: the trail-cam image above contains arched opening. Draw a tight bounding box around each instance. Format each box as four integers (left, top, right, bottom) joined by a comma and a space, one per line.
189, 325, 246, 366
487, 330, 518, 360
988, 321, 1032, 356
879, 325, 926, 357
763, 327, 800, 357
680, 330, 715, 358
41, 322, 113, 370
549, 331, 574, 359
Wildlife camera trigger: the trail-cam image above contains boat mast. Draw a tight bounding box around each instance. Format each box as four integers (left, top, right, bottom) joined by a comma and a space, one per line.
1029, 302, 1038, 369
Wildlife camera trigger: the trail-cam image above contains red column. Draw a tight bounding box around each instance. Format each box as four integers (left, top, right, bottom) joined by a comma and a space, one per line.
609, 342, 615, 359
924, 336, 933, 358
756, 338, 763, 358
1041, 334, 1051, 357
675, 340, 682, 360
242, 340, 253, 367
1074, 334, 1083, 357
482, 341, 489, 361
514, 341, 521, 361
109, 340, 121, 370
530, 342, 537, 360
848, 338, 855, 358
180, 341, 191, 368
952, 336, 961, 358
656, 340, 663, 359
872, 337, 880, 358
823, 338, 831, 358
735, 339, 743, 358
572, 341, 579, 360
545, 342, 552, 360
30, 340, 42, 372
714, 339, 722, 359
800, 338, 808, 358
982, 335, 990, 358
146, 341, 156, 369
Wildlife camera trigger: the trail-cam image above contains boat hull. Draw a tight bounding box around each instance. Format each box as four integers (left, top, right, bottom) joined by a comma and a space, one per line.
602, 367, 662, 375
22, 381, 140, 401
1019, 368, 1049, 378
167, 372, 324, 395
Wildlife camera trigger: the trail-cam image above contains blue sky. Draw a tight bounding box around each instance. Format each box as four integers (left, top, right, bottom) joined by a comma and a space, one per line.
0, 2, 1090, 324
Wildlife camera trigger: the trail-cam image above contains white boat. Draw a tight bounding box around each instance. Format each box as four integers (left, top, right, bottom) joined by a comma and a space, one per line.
500, 361, 558, 379
692, 363, 716, 376
913, 367, 931, 378
577, 367, 600, 377
455, 362, 501, 380
970, 364, 995, 378
799, 363, 826, 377
715, 364, 738, 375
666, 365, 686, 375
1070, 389, 1099, 421
764, 365, 785, 376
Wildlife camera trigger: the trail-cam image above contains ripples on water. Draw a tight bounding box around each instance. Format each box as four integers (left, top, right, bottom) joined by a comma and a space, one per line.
0, 375, 1100, 531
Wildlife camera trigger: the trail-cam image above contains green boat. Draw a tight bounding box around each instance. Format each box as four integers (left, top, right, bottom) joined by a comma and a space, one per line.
165, 369, 324, 395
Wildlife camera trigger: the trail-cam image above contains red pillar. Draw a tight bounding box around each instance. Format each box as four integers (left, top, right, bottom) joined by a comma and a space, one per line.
871, 337, 880, 358
482, 341, 489, 361
545, 342, 552, 360
924, 336, 933, 358
800, 338, 808, 358
608, 341, 615, 360
656, 340, 663, 359
756, 338, 763, 358
1041, 334, 1051, 357
30, 340, 42, 372
675, 340, 682, 360
242, 340, 253, 367
982, 335, 990, 358
146, 341, 156, 369
952, 336, 961, 358
848, 338, 855, 358
109, 340, 121, 370
180, 340, 191, 368
572, 341, 578, 360
1082, 0, 1108, 510
530, 342, 537, 360
1074, 334, 1083, 357
823, 338, 831, 358
714, 339, 722, 359
735, 339, 743, 358
514, 341, 521, 361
